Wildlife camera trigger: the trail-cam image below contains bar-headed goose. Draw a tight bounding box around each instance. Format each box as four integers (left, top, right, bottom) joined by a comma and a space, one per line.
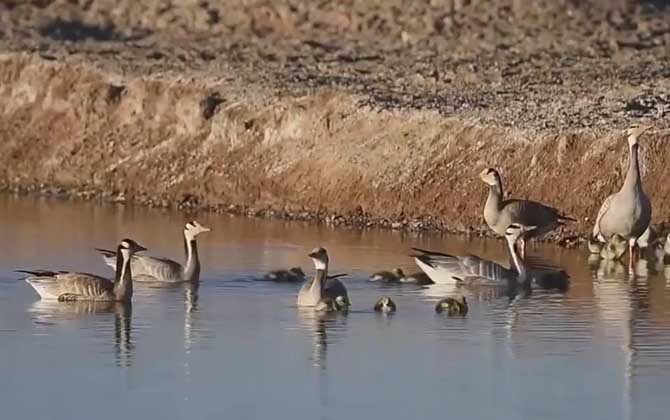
480, 167, 575, 258
97, 221, 210, 283
297, 247, 350, 310
592, 125, 653, 271
412, 224, 535, 285
19, 239, 146, 302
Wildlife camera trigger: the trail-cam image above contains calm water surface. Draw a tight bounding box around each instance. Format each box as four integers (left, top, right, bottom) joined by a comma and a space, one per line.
2, 195, 670, 419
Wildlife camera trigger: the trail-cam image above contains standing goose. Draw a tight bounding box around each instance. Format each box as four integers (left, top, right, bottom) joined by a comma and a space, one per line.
412, 224, 536, 285
97, 221, 210, 283
19, 239, 146, 302
297, 247, 350, 310
592, 125, 653, 271
480, 168, 575, 258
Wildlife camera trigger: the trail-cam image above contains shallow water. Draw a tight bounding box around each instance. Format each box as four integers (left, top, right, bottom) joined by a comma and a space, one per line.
1, 195, 670, 420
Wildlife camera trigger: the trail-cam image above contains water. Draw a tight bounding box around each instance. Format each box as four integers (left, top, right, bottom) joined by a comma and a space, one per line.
1, 195, 670, 420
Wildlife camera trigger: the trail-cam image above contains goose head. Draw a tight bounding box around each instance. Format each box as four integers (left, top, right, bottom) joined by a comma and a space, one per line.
184, 220, 211, 241
374, 296, 397, 313
308, 247, 329, 271
119, 238, 147, 259
626, 124, 652, 147
479, 167, 501, 186
504, 223, 536, 243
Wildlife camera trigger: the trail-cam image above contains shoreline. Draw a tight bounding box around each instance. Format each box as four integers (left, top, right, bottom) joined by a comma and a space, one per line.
1, 2, 669, 248
0, 185, 585, 248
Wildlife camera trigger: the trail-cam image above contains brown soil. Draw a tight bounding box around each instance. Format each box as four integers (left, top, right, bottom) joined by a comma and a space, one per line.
1, 1, 670, 245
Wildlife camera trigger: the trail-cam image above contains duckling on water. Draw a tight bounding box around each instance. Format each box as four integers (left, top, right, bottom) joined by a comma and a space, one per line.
370, 268, 405, 283
374, 297, 397, 313
435, 296, 468, 316
264, 267, 305, 282
315, 296, 349, 313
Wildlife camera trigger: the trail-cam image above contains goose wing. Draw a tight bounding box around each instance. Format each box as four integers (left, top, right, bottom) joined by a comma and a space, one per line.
593, 194, 614, 241
130, 255, 183, 282
324, 277, 349, 302
502, 199, 574, 229
96, 249, 182, 282
412, 248, 511, 285
19, 270, 113, 299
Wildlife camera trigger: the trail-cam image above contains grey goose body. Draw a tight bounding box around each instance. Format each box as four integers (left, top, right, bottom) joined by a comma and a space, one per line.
20, 239, 145, 302
592, 125, 653, 270
97, 221, 210, 283
297, 247, 350, 311
480, 168, 575, 258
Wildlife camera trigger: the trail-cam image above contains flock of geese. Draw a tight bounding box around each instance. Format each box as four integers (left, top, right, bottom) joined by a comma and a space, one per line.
16, 125, 670, 317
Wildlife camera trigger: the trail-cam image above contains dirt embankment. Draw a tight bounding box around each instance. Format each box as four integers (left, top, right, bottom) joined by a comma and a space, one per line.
1, 1, 670, 243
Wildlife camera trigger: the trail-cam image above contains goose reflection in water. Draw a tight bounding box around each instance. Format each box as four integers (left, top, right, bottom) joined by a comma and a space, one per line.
296, 308, 348, 369
29, 300, 133, 367
132, 280, 204, 379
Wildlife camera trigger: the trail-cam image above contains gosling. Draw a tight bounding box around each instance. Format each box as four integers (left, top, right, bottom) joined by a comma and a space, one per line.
264, 267, 305, 282
374, 297, 397, 313
435, 296, 468, 316
370, 268, 405, 283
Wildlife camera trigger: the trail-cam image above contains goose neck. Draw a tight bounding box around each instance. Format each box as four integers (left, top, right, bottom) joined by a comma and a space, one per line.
114, 248, 133, 300
183, 235, 200, 282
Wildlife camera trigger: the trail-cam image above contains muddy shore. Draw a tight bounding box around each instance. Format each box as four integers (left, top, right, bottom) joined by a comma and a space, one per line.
1, 1, 670, 245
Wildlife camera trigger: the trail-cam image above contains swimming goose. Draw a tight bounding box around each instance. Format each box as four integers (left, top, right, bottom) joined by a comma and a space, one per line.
297, 247, 350, 310
412, 224, 535, 285
370, 268, 405, 282
374, 297, 397, 313
435, 296, 468, 315
97, 221, 210, 283
19, 239, 146, 302
592, 125, 653, 271
480, 168, 575, 258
